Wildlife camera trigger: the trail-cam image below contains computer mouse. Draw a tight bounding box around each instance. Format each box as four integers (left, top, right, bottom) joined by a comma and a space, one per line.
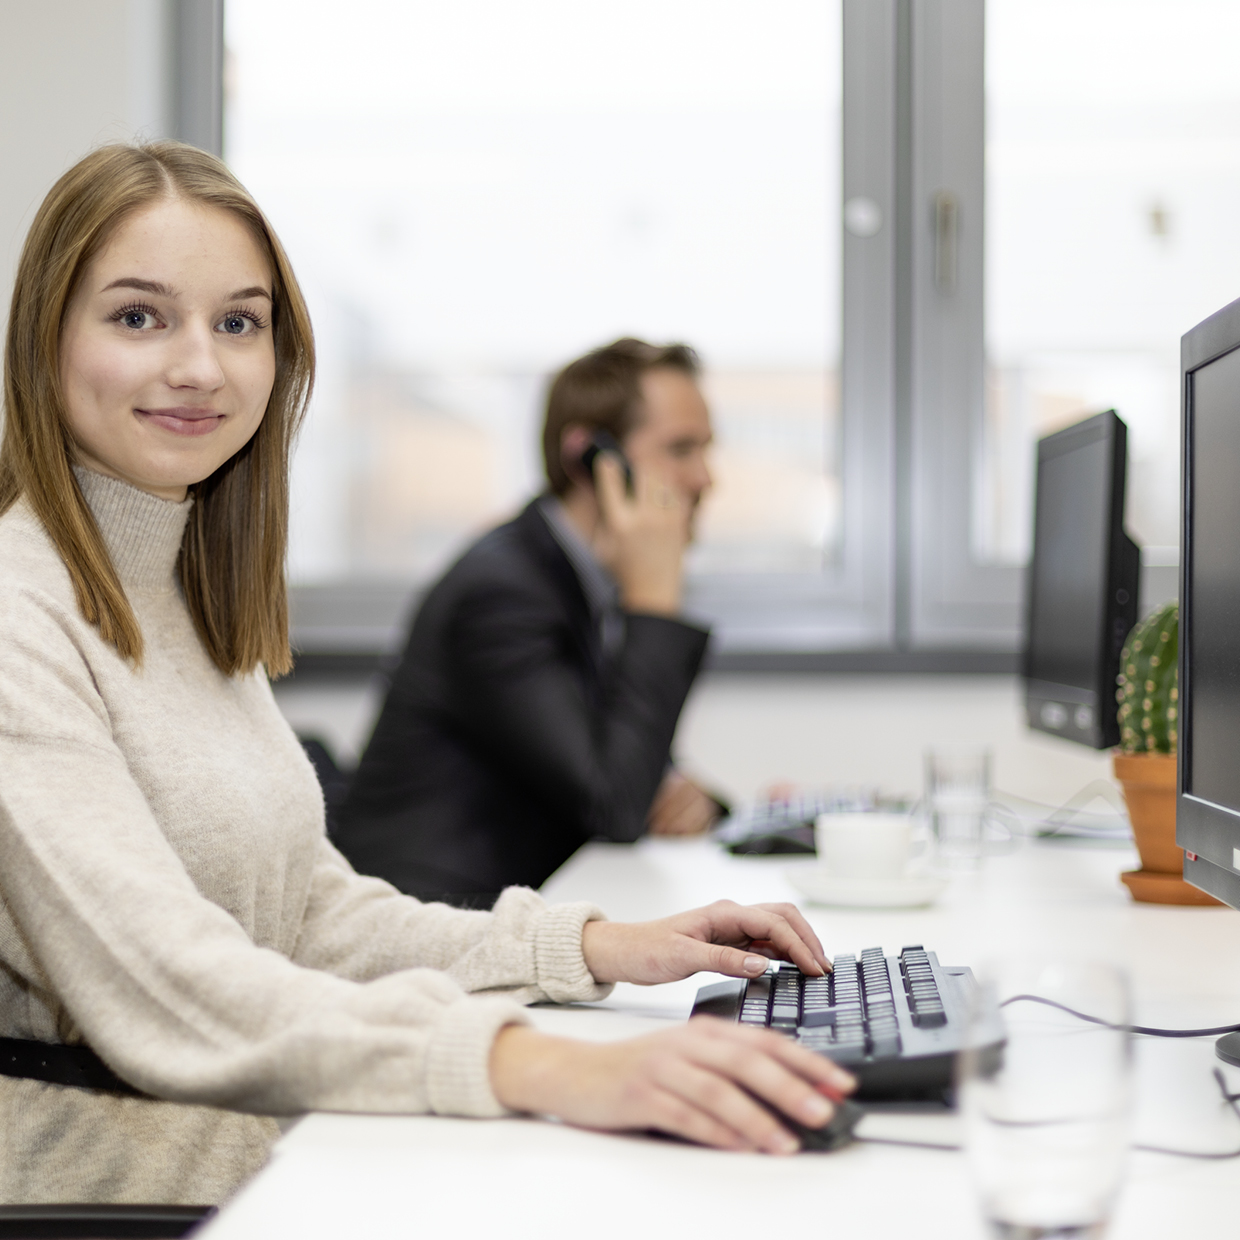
725, 827, 816, 855
781, 1098, 866, 1152
744, 1093, 865, 1153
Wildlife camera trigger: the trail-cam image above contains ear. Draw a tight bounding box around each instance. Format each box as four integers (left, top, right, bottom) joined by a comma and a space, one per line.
559, 423, 594, 487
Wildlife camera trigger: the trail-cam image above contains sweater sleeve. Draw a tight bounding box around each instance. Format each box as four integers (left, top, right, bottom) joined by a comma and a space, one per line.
0, 589, 594, 1119
291, 839, 612, 1005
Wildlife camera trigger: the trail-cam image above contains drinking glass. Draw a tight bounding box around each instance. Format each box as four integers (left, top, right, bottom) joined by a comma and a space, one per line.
925, 743, 991, 864
960, 959, 1132, 1240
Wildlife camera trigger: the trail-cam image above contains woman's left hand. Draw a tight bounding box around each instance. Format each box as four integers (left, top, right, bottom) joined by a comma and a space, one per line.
581, 901, 830, 986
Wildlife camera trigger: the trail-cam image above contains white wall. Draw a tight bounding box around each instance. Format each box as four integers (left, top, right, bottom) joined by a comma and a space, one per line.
675, 674, 1114, 808
0, 0, 172, 336
272, 672, 1117, 809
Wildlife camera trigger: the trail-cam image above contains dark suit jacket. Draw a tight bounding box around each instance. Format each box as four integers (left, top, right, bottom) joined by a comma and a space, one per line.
333, 499, 710, 899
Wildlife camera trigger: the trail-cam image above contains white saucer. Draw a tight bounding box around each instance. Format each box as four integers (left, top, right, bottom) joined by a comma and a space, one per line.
785, 866, 948, 909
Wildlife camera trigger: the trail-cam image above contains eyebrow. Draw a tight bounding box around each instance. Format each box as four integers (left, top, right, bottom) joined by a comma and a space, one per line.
102, 277, 175, 297
100, 277, 272, 301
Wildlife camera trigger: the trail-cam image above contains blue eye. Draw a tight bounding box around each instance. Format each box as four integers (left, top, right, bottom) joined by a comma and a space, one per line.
114, 305, 159, 330
218, 311, 264, 336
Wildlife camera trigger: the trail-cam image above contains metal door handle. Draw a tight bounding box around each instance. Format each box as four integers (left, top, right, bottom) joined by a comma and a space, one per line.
933, 191, 958, 294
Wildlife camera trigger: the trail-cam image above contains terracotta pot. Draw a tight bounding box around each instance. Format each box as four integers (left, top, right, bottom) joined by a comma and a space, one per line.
1113, 752, 1179, 872
1113, 752, 1223, 906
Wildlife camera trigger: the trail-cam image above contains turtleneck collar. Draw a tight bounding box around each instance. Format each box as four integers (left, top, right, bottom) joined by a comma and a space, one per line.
72, 467, 193, 594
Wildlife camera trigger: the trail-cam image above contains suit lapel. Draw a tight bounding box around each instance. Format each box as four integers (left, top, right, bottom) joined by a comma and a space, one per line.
514, 501, 608, 690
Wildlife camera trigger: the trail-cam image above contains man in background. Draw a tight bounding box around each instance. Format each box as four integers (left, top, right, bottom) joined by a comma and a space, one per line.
333, 338, 722, 903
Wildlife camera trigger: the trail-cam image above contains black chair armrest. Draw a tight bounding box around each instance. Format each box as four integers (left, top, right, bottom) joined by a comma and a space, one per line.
0, 1204, 215, 1238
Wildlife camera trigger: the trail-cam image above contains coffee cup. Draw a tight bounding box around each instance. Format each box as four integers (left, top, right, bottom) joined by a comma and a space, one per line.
814, 811, 919, 880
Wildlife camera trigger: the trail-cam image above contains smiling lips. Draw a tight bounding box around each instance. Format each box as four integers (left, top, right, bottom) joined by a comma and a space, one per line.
136, 407, 226, 437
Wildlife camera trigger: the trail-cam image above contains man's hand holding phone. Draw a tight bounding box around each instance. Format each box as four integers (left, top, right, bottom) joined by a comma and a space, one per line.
592, 449, 689, 617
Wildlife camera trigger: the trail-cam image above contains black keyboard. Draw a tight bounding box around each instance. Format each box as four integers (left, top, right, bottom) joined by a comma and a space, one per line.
691, 945, 1002, 1103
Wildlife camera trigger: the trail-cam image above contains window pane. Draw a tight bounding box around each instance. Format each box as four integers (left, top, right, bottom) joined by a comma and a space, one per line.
225, 0, 842, 584
980, 0, 1240, 564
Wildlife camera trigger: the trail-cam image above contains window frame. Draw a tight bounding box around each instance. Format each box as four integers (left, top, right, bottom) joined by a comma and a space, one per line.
904, 0, 1023, 650
219, 0, 1028, 666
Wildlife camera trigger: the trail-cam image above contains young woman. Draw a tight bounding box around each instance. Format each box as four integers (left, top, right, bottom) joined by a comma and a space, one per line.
0, 142, 852, 1206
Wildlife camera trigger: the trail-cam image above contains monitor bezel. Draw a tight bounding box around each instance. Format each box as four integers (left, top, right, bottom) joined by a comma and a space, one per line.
1178, 294, 1240, 908
1022, 410, 1136, 749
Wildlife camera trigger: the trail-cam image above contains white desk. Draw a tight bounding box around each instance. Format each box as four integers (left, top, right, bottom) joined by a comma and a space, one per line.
201, 838, 1240, 1239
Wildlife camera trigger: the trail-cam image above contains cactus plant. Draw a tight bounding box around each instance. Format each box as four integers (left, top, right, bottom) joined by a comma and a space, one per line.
1116, 600, 1178, 755
1112, 601, 1217, 903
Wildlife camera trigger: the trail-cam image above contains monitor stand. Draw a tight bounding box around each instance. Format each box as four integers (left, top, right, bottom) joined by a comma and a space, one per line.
1216, 1032, 1240, 1067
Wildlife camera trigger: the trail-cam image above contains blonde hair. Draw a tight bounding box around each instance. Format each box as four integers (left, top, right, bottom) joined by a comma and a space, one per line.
0, 142, 314, 677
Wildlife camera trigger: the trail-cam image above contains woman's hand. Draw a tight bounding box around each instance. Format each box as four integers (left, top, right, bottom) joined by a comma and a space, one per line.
581, 900, 830, 985
490, 1018, 856, 1154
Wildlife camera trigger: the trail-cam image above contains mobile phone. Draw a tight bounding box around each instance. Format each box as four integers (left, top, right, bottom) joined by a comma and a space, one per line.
580, 431, 635, 495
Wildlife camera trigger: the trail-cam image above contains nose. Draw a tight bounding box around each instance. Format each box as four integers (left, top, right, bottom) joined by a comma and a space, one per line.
690, 450, 713, 499
165, 320, 226, 393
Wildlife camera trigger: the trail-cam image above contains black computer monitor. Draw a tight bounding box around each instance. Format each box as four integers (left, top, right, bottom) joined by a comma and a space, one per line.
1024, 411, 1140, 749
1179, 296, 1240, 917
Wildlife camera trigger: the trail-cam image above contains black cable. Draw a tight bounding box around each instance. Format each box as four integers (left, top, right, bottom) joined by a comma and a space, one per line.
1001, 993, 1240, 1039
855, 1047, 1240, 1158
999, 997, 1240, 1158
1132, 1071, 1240, 1159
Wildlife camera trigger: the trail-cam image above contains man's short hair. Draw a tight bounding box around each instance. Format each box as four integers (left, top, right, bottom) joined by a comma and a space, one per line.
542, 337, 700, 495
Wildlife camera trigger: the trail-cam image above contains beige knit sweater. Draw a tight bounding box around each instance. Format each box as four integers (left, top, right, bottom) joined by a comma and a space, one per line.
0, 469, 610, 1205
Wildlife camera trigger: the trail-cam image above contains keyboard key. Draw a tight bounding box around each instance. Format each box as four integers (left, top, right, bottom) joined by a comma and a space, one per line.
801, 1009, 837, 1029
871, 1033, 902, 1058
798, 1032, 835, 1050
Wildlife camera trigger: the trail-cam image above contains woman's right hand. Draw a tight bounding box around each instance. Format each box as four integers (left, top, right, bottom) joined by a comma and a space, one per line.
489, 1017, 856, 1154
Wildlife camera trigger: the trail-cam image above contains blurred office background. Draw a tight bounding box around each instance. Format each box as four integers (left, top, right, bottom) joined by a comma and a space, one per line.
3, 0, 1239, 802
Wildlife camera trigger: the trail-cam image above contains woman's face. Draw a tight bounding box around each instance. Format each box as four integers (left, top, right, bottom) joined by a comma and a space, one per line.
59, 197, 277, 502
